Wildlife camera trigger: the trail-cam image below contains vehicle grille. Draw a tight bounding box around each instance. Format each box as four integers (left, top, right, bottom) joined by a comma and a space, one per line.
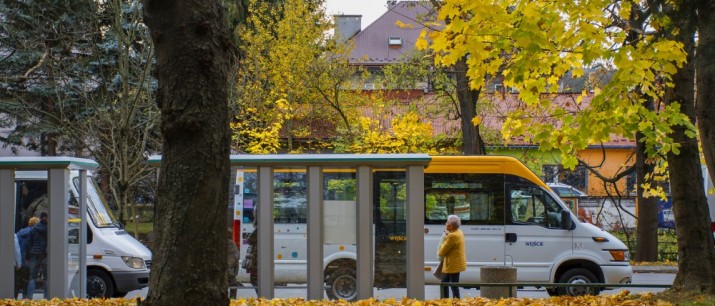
145, 260, 152, 269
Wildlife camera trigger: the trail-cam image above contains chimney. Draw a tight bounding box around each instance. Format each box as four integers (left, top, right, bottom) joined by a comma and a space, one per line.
334, 15, 362, 43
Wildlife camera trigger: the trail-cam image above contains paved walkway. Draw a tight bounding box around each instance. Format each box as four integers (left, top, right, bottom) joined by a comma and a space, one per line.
632, 265, 678, 273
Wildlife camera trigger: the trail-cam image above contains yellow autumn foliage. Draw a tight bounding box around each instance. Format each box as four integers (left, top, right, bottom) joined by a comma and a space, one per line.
0, 291, 672, 306
344, 111, 439, 154
419, 0, 695, 172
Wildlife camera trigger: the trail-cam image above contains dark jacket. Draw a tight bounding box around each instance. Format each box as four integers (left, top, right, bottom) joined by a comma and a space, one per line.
25, 221, 48, 259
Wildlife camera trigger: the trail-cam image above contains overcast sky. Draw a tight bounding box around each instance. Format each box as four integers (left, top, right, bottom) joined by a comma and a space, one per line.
324, 0, 389, 30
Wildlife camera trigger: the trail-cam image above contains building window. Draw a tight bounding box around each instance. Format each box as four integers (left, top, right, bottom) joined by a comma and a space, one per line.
626, 171, 636, 196
388, 37, 402, 46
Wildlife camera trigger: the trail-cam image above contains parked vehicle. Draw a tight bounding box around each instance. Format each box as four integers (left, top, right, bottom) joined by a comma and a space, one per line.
547, 182, 587, 198
704, 166, 715, 235
14, 170, 151, 298
233, 156, 632, 300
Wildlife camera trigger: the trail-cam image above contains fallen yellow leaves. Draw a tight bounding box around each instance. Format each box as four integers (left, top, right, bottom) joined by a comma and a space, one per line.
0, 292, 672, 306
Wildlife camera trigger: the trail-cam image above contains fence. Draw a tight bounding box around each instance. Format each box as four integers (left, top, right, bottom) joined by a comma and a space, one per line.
439, 283, 672, 299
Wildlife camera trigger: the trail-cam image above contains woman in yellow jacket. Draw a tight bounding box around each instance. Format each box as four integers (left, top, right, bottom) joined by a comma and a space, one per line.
438, 214, 466, 298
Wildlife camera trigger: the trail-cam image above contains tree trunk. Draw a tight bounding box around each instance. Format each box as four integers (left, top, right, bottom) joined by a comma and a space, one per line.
454, 57, 486, 155
696, 0, 715, 185
635, 130, 658, 262
142, 1, 234, 305
665, 2, 715, 292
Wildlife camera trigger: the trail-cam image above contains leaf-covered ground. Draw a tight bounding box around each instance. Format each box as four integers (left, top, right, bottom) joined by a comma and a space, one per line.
0, 291, 675, 306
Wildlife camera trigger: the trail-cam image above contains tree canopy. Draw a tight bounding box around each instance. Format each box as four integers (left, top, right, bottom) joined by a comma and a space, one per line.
420, 0, 713, 294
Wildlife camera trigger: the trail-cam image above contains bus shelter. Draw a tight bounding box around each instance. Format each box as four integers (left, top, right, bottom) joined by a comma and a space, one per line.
149, 153, 431, 300
0, 157, 96, 299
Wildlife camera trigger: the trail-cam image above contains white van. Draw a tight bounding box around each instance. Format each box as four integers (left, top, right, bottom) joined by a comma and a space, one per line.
233, 156, 632, 300
14, 170, 151, 298
701, 165, 715, 237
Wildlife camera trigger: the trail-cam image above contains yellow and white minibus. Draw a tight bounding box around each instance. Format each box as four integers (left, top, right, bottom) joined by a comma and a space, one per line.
232, 156, 632, 300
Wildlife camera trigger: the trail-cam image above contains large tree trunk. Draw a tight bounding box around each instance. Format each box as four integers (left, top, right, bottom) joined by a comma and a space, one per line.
454, 57, 486, 155
142, 1, 234, 305
696, 0, 715, 185
626, 2, 659, 263
635, 130, 659, 262
665, 1, 715, 292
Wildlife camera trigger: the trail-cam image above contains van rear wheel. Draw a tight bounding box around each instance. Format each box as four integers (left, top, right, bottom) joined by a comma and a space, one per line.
557, 268, 600, 296
325, 267, 357, 301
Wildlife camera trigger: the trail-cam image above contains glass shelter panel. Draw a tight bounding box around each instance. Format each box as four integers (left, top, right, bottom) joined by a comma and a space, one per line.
322, 171, 357, 300
236, 169, 311, 298
67, 180, 82, 297
373, 171, 407, 291
234, 168, 360, 299
14, 174, 48, 299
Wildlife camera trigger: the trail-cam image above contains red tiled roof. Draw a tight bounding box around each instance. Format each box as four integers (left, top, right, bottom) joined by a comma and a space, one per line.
352, 91, 636, 148
285, 91, 636, 148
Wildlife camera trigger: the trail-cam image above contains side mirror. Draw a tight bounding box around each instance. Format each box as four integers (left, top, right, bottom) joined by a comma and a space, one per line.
561, 210, 573, 230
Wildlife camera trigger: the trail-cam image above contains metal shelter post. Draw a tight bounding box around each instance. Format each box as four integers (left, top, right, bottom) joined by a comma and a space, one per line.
48, 168, 70, 298
406, 165, 425, 299
257, 166, 275, 299
306, 166, 324, 299
0, 169, 14, 298
356, 165, 373, 300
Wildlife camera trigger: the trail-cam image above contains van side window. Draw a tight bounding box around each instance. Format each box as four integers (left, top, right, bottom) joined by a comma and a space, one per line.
424, 174, 505, 225
508, 185, 564, 228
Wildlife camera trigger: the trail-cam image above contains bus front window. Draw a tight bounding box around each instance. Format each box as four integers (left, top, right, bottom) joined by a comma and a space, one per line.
73, 177, 118, 228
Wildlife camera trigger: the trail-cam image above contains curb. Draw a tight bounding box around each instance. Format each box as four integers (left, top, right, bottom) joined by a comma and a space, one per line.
632, 266, 678, 274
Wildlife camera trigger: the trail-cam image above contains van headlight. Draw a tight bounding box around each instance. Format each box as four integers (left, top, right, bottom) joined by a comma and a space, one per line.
122, 256, 147, 269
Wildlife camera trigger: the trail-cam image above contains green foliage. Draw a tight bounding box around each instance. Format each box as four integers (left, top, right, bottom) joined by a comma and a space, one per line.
0, 0, 160, 232
0, 0, 101, 153
610, 229, 678, 263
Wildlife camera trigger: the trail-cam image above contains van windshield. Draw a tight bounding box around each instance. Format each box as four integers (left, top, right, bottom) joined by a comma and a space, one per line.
72, 176, 118, 228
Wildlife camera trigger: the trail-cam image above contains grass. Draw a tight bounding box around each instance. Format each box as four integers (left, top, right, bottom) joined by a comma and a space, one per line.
123, 221, 153, 235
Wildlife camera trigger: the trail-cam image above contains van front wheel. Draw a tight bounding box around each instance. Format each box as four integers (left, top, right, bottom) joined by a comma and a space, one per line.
87, 269, 115, 298
557, 268, 600, 296
325, 267, 357, 301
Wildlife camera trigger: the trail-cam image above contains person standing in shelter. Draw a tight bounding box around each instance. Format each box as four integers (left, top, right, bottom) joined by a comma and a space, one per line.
14, 233, 22, 297
242, 207, 258, 295
14, 233, 22, 268
438, 214, 466, 299
24, 212, 48, 299
15, 217, 38, 299
227, 229, 240, 298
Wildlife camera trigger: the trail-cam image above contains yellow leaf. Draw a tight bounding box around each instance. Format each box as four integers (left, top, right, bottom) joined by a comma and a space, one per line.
395, 20, 414, 29
471, 116, 482, 126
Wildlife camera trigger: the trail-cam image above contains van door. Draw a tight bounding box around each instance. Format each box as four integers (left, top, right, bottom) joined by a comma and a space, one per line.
505, 179, 572, 282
